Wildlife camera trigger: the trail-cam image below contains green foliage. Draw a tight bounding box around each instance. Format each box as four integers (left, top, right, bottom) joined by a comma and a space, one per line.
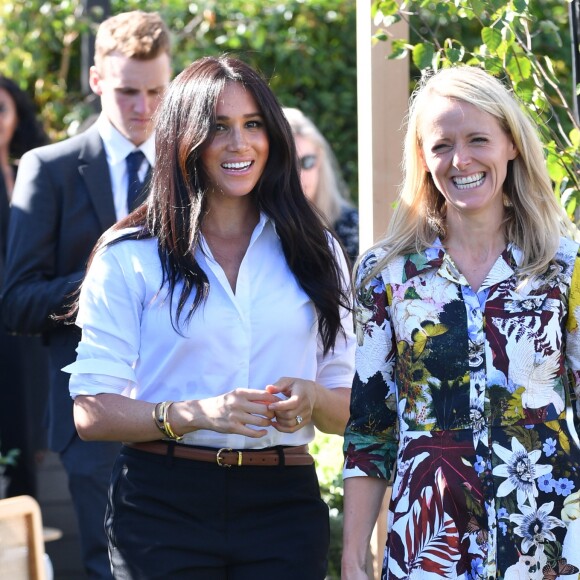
0, 0, 86, 141
0, 0, 358, 196
311, 429, 345, 513
311, 429, 345, 580
372, 0, 580, 220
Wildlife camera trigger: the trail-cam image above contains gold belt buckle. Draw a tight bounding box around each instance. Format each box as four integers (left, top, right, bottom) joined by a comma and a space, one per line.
216, 448, 242, 467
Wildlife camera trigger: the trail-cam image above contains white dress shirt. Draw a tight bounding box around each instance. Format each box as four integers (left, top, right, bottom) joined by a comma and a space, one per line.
95, 114, 155, 219
64, 213, 355, 449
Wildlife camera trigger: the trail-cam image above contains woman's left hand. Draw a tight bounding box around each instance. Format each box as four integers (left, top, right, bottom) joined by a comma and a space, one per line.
264, 378, 317, 432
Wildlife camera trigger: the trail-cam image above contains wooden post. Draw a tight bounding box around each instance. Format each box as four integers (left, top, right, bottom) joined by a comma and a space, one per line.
81, 0, 111, 96
356, 1, 408, 577
356, 0, 409, 254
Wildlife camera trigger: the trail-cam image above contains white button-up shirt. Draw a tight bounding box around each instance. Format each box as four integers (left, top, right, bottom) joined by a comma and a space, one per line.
65, 213, 355, 449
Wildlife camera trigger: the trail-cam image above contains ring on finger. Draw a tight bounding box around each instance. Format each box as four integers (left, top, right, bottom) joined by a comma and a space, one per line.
296, 415, 303, 425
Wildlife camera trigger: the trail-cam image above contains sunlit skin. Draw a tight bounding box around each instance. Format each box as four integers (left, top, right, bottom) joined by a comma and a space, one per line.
89, 51, 171, 146
294, 134, 319, 202
201, 82, 270, 204
0, 87, 18, 196
419, 95, 518, 224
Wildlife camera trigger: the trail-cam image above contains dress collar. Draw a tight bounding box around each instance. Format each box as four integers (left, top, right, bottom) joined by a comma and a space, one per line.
404, 238, 519, 288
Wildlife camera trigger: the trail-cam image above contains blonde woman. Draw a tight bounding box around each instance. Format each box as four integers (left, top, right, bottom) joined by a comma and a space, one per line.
342, 66, 580, 579
283, 107, 359, 263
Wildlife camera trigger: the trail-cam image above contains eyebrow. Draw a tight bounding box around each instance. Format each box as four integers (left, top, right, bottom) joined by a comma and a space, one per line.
431, 129, 490, 140
114, 85, 166, 91
215, 112, 263, 120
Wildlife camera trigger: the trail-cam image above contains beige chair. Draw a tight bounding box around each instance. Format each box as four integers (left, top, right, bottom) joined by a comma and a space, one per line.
0, 495, 47, 580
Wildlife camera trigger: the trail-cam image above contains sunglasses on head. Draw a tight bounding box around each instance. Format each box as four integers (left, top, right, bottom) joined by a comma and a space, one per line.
299, 154, 317, 170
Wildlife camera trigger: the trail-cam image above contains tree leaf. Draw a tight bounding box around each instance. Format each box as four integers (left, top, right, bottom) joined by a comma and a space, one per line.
506, 51, 532, 80
445, 46, 463, 64
412, 42, 435, 69
481, 26, 502, 52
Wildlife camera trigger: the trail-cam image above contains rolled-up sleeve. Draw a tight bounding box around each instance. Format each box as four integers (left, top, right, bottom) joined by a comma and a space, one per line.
315, 236, 356, 388
63, 242, 144, 398
343, 251, 398, 481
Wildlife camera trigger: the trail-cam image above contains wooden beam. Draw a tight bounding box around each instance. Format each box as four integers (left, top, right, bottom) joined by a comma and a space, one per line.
356, 1, 409, 255
81, 0, 111, 96
355, 2, 408, 578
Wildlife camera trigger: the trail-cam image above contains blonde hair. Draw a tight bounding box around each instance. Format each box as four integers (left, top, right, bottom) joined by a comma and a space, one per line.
283, 107, 352, 225
94, 10, 171, 71
363, 66, 576, 284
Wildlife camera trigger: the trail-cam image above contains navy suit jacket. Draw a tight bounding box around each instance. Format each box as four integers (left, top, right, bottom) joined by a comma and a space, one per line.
1, 125, 117, 452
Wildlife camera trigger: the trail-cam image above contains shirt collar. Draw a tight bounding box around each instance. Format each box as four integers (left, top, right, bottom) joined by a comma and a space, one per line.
405, 237, 519, 288
198, 212, 274, 260
255, 212, 273, 238
95, 114, 156, 167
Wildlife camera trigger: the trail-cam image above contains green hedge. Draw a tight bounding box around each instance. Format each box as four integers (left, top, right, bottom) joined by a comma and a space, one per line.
0, 0, 358, 197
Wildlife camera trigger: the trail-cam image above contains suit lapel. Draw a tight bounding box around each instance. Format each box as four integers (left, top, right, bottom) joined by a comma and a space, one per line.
78, 126, 117, 231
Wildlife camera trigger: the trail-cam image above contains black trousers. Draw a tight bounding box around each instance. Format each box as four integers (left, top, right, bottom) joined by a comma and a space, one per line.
61, 435, 118, 579
106, 445, 330, 579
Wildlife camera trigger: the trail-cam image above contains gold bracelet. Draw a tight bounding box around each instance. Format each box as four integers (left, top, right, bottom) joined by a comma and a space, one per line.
151, 402, 166, 436
151, 400, 183, 441
161, 401, 183, 441
163, 401, 183, 441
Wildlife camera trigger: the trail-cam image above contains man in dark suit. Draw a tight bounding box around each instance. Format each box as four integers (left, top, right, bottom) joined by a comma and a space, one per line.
1, 11, 171, 578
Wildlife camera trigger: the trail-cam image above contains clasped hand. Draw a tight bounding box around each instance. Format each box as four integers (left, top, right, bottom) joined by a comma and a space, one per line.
200, 377, 316, 438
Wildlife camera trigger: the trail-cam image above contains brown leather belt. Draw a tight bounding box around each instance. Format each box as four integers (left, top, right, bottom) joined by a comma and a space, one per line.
124, 441, 314, 467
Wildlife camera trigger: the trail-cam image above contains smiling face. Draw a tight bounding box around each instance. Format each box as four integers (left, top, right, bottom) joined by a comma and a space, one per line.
419, 95, 518, 220
201, 82, 270, 203
89, 52, 171, 146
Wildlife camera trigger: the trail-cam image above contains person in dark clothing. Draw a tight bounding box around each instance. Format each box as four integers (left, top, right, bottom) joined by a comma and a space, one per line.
1, 11, 172, 578
0, 75, 49, 499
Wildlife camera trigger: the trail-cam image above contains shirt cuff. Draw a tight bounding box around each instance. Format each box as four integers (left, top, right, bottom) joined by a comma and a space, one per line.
68, 372, 133, 399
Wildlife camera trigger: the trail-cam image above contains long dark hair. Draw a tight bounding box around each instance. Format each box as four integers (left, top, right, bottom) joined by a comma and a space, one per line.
88, 56, 350, 353
0, 76, 49, 158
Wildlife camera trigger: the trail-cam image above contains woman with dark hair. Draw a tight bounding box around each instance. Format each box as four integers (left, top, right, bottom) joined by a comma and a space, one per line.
0, 75, 49, 498
63, 55, 355, 578
0, 76, 48, 198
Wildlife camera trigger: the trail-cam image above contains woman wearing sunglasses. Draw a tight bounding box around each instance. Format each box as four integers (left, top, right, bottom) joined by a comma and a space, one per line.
283, 107, 359, 264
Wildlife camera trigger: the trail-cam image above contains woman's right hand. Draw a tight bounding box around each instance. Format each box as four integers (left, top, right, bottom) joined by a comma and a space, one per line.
73, 391, 277, 443
180, 388, 279, 437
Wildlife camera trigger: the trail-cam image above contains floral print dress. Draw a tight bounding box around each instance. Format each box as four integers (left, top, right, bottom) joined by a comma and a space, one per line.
343, 237, 580, 579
